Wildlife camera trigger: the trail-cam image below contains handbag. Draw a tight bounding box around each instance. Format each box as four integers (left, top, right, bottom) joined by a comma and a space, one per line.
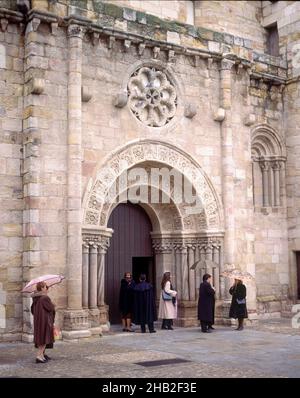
162, 290, 172, 301
53, 325, 60, 340
236, 298, 246, 305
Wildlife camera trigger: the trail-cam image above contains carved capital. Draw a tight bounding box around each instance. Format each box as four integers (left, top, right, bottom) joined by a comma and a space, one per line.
259, 160, 270, 172
271, 160, 281, 171
67, 24, 85, 39
220, 58, 235, 71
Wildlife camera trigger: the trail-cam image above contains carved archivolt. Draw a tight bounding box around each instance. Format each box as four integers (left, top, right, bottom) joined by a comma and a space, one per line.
83, 140, 223, 231
127, 67, 177, 127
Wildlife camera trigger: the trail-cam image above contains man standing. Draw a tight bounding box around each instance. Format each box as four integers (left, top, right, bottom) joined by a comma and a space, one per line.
133, 274, 157, 333
198, 273, 215, 333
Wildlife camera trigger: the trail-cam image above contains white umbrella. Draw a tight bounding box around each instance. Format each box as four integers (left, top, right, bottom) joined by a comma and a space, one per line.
22, 274, 65, 293
221, 269, 254, 282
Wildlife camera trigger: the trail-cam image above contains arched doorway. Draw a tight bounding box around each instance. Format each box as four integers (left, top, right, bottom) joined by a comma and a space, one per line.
105, 202, 154, 324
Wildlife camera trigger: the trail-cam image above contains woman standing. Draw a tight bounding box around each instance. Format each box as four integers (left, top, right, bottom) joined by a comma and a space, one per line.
229, 278, 248, 330
158, 271, 177, 330
31, 281, 55, 363
119, 272, 135, 332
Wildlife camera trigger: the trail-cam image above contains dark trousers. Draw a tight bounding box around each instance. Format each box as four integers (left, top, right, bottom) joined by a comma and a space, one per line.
161, 319, 173, 329
200, 320, 209, 332
141, 322, 154, 333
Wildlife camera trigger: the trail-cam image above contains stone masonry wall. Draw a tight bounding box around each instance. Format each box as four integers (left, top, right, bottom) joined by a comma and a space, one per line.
0, 0, 299, 339
0, 17, 23, 340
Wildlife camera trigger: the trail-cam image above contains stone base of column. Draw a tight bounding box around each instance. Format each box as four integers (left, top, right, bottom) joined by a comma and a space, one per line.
89, 308, 100, 327
62, 309, 91, 339
175, 300, 199, 327
99, 304, 109, 325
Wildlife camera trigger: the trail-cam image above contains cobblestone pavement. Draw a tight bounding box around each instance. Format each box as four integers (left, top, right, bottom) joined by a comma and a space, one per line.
0, 319, 299, 378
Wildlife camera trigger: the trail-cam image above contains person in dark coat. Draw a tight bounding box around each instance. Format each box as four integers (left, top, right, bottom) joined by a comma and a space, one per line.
31, 281, 55, 363
198, 273, 216, 333
119, 272, 135, 332
133, 274, 157, 333
229, 278, 248, 330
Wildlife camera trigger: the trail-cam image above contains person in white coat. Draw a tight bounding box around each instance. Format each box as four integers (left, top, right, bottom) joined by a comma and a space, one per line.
158, 271, 177, 330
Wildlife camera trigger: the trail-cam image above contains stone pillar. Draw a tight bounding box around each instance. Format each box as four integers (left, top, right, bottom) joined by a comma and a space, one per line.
152, 238, 173, 300
272, 160, 281, 207
180, 245, 189, 301
212, 245, 220, 299
82, 243, 89, 309
97, 236, 110, 307
174, 246, 183, 300
187, 244, 196, 301
220, 58, 236, 281
260, 160, 270, 207
63, 24, 90, 338
89, 244, 98, 310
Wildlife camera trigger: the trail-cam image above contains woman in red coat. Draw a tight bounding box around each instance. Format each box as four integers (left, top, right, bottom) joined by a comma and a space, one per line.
31, 281, 55, 363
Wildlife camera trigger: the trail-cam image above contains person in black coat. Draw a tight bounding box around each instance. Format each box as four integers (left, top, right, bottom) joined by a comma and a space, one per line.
229, 279, 248, 330
119, 272, 135, 332
133, 274, 157, 333
198, 274, 216, 333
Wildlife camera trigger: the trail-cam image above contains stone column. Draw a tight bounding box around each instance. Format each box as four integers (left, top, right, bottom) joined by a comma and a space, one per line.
180, 245, 189, 301
97, 236, 110, 307
63, 24, 90, 338
152, 238, 173, 300
82, 243, 89, 309
220, 58, 236, 285
260, 160, 270, 207
212, 245, 220, 299
89, 244, 98, 309
187, 244, 196, 301
272, 160, 281, 207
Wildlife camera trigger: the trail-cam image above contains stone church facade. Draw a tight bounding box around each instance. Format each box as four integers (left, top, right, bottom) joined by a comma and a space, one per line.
0, 0, 300, 341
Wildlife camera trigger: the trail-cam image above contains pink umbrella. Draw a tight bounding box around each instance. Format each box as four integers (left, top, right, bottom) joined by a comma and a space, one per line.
22, 274, 65, 293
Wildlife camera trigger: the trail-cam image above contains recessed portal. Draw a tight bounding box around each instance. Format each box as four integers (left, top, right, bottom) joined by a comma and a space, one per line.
105, 202, 154, 324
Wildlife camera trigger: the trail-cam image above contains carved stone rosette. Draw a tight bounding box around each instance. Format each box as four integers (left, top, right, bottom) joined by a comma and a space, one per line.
127, 67, 177, 127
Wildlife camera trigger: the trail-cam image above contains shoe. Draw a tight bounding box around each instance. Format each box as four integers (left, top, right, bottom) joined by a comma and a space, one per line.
208, 326, 215, 330
141, 330, 146, 333
149, 330, 156, 333
122, 328, 127, 332
35, 358, 46, 364
167, 327, 174, 330
44, 354, 51, 360
161, 326, 168, 330
126, 329, 135, 332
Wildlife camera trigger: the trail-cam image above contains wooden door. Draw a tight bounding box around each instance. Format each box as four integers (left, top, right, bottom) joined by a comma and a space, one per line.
105, 203, 153, 323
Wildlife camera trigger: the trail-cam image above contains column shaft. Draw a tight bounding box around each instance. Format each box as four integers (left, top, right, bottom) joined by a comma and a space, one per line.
67, 25, 84, 310
82, 244, 89, 309
89, 245, 98, 309
188, 246, 196, 301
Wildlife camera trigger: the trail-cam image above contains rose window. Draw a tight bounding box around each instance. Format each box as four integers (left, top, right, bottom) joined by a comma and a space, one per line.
127, 67, 177, 127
